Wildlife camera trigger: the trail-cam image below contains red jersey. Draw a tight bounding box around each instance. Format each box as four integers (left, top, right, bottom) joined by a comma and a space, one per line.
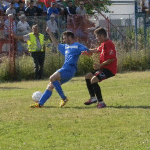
97, 40, 117, 75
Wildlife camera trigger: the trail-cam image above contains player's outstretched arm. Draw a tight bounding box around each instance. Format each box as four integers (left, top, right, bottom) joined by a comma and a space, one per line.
88, 48, 99, 53
46, 26, 59, 48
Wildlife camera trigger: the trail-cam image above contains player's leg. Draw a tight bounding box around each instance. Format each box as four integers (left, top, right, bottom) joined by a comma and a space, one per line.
91, 69, 114, 108
38, 82, 54, 106
50, 71, 67, 100
51, 68, 76, 107
84, 72, 97, 105
30, 82, 54, 108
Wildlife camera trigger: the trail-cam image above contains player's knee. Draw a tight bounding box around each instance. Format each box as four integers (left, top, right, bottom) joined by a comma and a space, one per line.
49, 75, 56, 82
85, 72, 93, 79
47, 83, 54, 91
49, 72, 60, 82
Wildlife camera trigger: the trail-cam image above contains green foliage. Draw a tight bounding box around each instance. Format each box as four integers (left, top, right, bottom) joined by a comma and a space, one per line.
43, 52, 64, 78
76, 54, 93, 76
16, 55, 35, 80
117, 48, 150, 72
76, 0, 111, 14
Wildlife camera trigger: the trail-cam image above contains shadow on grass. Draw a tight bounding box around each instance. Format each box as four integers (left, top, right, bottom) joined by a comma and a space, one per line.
0, 87, 24, 89
108, 105, 150, 109
44, 105, 150, 109
44, 106, 96, 109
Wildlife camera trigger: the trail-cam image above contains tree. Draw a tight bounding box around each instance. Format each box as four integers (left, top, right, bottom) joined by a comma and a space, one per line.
75, 0, 111, 14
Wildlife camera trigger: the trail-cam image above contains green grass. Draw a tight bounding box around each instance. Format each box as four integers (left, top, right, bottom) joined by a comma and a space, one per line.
0, 71, 150, 150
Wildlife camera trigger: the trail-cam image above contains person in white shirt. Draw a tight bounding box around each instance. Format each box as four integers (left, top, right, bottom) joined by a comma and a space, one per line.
76, 1, 86, 15
17, 14, 31, 53
46, 14, 58, 52
46, 14, 58, 39
6, 2, 16, 15
17, 14, 31, 35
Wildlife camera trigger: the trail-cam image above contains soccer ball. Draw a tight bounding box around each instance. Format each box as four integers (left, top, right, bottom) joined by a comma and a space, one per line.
32, 91, 43, 102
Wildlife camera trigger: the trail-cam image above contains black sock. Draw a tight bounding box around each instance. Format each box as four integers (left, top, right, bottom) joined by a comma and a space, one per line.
85, 79, 95, 97
92, 83, 103, 102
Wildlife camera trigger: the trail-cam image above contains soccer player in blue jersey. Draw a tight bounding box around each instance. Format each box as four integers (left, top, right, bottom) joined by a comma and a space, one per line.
30, 27, 90, 108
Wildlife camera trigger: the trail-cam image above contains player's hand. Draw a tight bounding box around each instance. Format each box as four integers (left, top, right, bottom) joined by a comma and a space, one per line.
93, 64, 101, 70
46, 26, 49, 33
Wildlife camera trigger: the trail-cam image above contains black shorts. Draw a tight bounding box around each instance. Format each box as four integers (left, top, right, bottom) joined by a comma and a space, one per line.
92, 68, 114, 82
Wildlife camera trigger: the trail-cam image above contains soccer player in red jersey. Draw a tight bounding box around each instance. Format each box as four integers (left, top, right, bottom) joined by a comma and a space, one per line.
84, 27, 117, 108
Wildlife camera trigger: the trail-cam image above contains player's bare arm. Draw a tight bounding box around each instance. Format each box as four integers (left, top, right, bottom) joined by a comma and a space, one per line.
46, 26, 59, 47
88, 48, 99, 53
93, 58, 116, 70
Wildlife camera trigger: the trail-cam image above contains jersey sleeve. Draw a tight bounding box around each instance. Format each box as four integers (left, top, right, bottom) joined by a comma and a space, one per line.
78, 43, 89, 53
58, 44, 65, 56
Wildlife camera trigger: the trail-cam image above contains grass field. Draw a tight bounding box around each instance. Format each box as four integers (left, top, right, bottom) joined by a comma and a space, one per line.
0, 71, 150, 150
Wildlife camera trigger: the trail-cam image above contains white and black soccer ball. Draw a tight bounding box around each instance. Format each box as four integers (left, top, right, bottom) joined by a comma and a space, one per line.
32, 91, 43, 102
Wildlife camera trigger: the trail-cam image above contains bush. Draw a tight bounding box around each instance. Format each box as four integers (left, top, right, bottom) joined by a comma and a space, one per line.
0, 42, 150, 81
117, 49, 150, 72
76, 54, 93, 76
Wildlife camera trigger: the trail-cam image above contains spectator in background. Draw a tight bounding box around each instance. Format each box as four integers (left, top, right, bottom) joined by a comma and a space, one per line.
56, 2, 63, 14
46, 14, 58, 52
0, 0, 4, 16
17, 14, 31, 53
16, 0, 25, 16
17, 14, 31, 35
141, 0, 150, 23
6, 2, 16, 16
25, 0, 30, 8
36, 1, 47, 15
64, 0, 76, 21
141, 0, 150, 13
25, 1, 38, 27
3, 0, 10, 12
34, 4, 43, 16
14, 0, 19, 9
4, 13, 16, 38
25, 0, 37, 16
47, 2, 59, 19
76, 1, 86, 15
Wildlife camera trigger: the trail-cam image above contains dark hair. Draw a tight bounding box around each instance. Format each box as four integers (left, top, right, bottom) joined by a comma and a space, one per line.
18, 0, 23, 4
30, 0, 34, 3
63, 30, 75, 39
11, 2, 14, 4
94, 27, 107, 37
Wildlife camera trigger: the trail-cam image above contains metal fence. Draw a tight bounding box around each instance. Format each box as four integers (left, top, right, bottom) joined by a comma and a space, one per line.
0, 13, 149, 80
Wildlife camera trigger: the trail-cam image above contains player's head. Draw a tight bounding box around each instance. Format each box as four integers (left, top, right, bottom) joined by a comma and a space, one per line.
62, 30, 75, 44
94, 27, 107, 43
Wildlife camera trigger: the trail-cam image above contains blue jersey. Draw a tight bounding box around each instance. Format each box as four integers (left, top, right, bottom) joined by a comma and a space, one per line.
58, 42, 89, 70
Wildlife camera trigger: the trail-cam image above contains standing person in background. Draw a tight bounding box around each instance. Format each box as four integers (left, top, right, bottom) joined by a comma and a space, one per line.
4, 14, 16, 38
6, 2, 16, 16
84, 27, 117, 109
47, 2, 59, 20
46, 14, 58, 52
25, 0, 37, 16
16, 24, 45, 79
16, 0, 25, 17
76, 1, 86, 15
64, 0, 76, 22
29, 26, 90, 108
17, 14, 31, 53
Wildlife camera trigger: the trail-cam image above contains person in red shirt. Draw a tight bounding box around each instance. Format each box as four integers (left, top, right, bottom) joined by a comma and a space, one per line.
84, 27, 117, 108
